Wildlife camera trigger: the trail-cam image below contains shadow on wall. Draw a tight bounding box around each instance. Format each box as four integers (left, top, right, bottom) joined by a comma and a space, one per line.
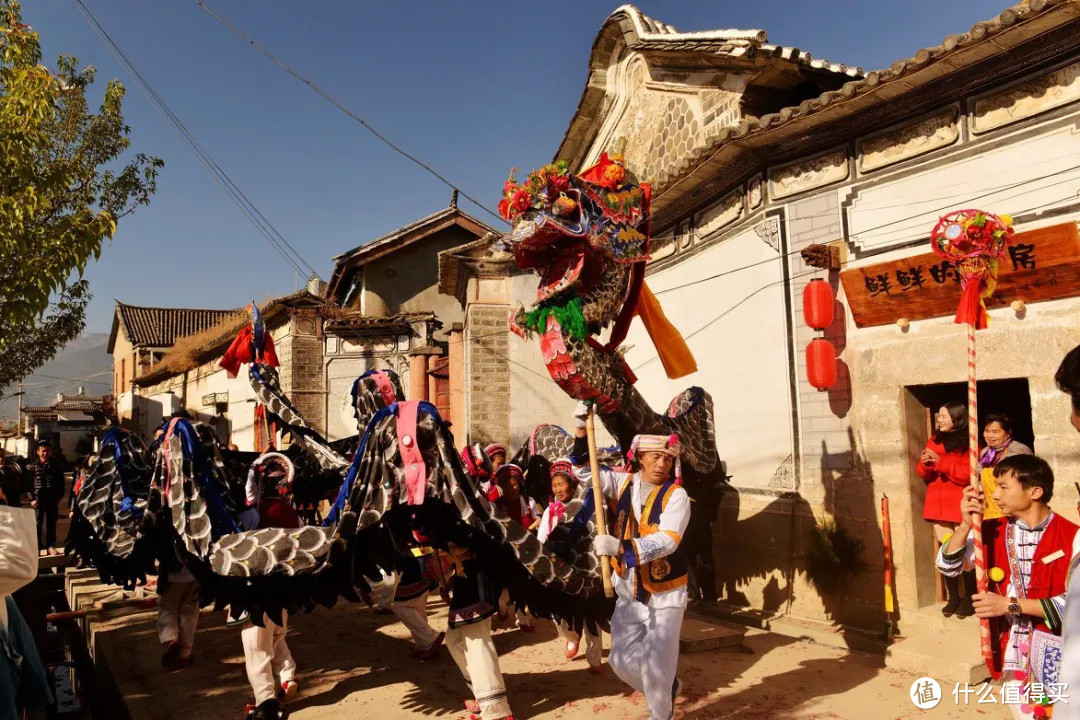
713, 421, 886, 648
818, 427, 886, 638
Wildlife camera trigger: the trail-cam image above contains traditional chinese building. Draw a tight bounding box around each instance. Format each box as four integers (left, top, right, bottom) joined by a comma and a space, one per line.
19, 389, 113, 464
127, 196, 492, 449
129, 289, 329, 449
108, 302, 234, 428
325, 193, 494, 441
446, 1, 1080, 680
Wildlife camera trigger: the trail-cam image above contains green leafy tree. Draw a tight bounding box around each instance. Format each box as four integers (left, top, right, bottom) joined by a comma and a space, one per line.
0, 0, 161, 394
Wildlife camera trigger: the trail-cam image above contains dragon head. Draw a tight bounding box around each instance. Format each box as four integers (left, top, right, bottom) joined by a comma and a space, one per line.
500, 154, 651, 341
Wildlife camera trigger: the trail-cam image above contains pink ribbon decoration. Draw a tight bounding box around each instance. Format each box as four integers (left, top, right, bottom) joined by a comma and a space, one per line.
370, 370, 398, 407
395, 401, 427, 506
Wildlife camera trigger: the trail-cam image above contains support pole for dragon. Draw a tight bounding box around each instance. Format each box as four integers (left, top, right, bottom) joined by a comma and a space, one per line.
586, 406, 614, 598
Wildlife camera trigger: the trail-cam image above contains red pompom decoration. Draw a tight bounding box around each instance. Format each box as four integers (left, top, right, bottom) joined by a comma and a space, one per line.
806, 338, 837, 390
803, 279, 835, 330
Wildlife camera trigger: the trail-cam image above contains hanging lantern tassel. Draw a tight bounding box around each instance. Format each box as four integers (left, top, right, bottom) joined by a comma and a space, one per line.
955, 258, 999, 330
806, 338, 837, 390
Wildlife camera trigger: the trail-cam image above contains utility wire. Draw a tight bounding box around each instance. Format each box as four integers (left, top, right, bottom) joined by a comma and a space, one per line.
632, 189, 1080, 370
188, 0, 507, 226
19, 373, 112, 386
651, 164, 1080, 297
72, 0, 320, 280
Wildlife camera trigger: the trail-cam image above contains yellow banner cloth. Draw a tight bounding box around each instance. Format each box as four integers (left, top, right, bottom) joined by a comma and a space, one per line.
634, 282, 697, 379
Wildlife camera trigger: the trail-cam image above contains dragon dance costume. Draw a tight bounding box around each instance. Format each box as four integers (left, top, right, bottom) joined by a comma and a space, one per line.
67, 308, 615, 720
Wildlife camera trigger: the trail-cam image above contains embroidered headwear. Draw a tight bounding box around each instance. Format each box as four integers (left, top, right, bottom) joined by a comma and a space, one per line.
460, 445, 489, 480
627, 434, 681, 459
626, 433, 682, 485
245, 451, 295, 506
494, 463, 523, 484
484, 444, 508, 461
549, 458, 575, 482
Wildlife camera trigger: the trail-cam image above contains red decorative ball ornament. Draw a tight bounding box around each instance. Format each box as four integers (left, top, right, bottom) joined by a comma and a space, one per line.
803, 279, 835, 330
929, 209, 1014, 329
806, 338, 837, 390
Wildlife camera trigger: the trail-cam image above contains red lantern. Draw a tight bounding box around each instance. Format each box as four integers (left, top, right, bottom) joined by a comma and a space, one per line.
803, 279, 835, 330
806, 338, 837, 390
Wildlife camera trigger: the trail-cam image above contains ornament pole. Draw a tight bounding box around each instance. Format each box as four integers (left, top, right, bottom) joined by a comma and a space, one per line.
967, 322, 993, 670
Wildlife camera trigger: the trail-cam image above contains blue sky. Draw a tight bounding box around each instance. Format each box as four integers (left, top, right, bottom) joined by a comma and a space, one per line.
29, 0, 1011, 333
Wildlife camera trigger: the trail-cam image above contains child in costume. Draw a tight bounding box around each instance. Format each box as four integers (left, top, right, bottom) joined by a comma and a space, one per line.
484, 444, 507, 473
239, 456, 301, 720
488, 464, 538, 631
938, 455, 1079, 719
537, 458, 602, 672
488, 464, 542, 531
571, 403, 689, 720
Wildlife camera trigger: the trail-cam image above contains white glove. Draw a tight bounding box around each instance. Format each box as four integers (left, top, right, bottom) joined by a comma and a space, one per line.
592, 534, 620, 557
572, 400, 592, 429
365, 568, 401, 609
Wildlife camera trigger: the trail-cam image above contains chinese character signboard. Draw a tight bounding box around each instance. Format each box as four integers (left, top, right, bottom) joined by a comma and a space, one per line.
840, 222, 1080, 328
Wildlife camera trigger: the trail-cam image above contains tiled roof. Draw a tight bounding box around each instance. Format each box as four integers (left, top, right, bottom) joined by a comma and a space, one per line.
133, 291, 326, 388
328, 203, 498, 302
114, 302, 235, 348
334, 207, 454, 262
650, 0, 1077, 206
612, 5, 862, 77
324, 312, 438, 337
325, 311, 436, 327
437, 233, 516, 299
22, 394, 107, 414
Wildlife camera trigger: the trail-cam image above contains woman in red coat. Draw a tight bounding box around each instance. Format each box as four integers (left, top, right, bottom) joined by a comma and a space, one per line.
917, 401, 973, 618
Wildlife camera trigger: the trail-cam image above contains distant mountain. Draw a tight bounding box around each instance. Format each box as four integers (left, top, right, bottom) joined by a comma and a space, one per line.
0, 332, 112, 421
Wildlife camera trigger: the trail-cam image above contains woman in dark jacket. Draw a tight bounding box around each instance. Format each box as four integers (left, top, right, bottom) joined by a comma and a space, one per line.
916, 401, 974, 617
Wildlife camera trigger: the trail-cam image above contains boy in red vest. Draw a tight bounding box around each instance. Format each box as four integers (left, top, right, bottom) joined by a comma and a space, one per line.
938, 454, 1080, 689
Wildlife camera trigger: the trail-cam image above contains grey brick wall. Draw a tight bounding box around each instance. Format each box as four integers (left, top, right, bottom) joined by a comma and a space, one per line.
280, 314, 326, 435
786, 193, 852, 489
466, 304, 511, 446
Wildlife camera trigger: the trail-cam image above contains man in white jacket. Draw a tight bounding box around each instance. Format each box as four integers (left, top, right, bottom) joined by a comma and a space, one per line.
570, 403, 689, 720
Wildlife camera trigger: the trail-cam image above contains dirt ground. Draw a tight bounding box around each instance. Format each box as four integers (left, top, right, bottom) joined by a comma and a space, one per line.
91, 594, 1013, 720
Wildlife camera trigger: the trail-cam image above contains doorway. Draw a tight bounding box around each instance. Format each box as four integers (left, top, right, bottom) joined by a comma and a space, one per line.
902, 378, 1032, 607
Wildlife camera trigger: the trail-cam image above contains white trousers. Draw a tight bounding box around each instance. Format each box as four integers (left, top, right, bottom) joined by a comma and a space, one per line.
446, 617, 511, 720
608, 597, 684, 720
156, 580, 199, 657
391, 591, 440, 650
556, 621, 602, 667
241, 612, 297, 705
